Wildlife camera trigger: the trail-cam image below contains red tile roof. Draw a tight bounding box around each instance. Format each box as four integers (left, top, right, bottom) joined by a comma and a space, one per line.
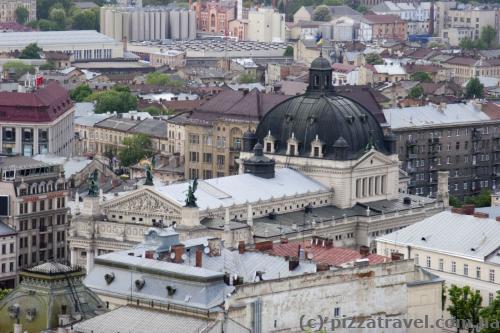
269, 240, 389, 267
364, 14, 403, 24
0, 82, 73, 123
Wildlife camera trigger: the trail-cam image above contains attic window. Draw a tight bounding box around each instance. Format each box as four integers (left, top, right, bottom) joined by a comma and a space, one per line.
346, 116, 355, 124
166, 285, 176, 296
421, 237, 426, 241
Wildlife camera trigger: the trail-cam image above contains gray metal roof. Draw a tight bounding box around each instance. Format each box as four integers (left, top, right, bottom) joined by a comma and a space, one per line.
131, 118, 168, 138
377, 211, 500, 262
0, 30, 119, 48
73, 306, 214, 333
384, 102, 491, 130
27, 262, 75, 274
96, 117, 141, 132
75, 113, 111, 127
0, 221, 16, 236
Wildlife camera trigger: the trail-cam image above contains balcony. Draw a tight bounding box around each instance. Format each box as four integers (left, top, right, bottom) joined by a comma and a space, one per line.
407, 153, 418, 160
406, 139, 417, 146
39, 226, 47, 232
428, 138, 440, 145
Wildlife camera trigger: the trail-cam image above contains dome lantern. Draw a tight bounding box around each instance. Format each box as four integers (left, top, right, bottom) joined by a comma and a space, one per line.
307, 54, 333, 94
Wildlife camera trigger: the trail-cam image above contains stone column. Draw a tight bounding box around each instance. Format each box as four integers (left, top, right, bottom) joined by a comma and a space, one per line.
15, 127, 22, 155
33, 127, 39, 155
86, 248, 95, 274
70, 248, 77, 267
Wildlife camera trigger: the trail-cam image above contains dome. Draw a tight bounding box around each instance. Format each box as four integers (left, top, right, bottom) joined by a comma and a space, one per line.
255, 94, 388, 160
310, 56, 332, 70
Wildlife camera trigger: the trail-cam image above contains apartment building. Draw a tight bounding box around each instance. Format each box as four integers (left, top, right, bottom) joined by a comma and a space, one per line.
0, 82, 75, 157
191, 0, 235, 34
377, 210, 499, 307
384, 101, 500, 199
0, 222, 16, 289
246, 7, 285, 43
442, 56, 500, 85
360, 14, 407, 41
435, 2, 500, 46
0, 156, 69, 272
0, 0, 36, 23
168, 88, 289, 179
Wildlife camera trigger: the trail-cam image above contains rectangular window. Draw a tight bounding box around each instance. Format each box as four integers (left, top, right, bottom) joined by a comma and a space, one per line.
476, 266, 481, 279
426, 256, 431, 268
464, 264, 469, 276
333, 307, 341, 317
217, 155, 225, 166
451, 261, 456, 273
438, 258, 444, 271
490, 269, 495, 282
414, 254, 419, 265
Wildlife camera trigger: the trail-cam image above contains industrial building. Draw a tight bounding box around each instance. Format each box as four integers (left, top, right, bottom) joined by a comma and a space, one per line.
0, 30, 123, 60
100, 6, 196, 42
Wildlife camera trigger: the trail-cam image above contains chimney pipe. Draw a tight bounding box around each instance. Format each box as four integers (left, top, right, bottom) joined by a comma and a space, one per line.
195, 248, 203, 267
359, 245, 370, 257
171, 244, 185, 263
289, 256, 299, 271
238, 240, 245, 254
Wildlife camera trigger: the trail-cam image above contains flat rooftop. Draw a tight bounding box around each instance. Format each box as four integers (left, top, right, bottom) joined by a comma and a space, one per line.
0, 30, 120, 48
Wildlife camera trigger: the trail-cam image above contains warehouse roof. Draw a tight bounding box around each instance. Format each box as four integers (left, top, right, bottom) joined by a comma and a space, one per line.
0, 30, 119, 48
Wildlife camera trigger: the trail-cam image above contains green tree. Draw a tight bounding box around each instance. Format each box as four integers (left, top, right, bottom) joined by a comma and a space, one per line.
15, 6, 29, 24
142, 106, 173, 116
480, 25, 497, 49
70, 84, 92, 102
364, 52, 384, 65
408, 85, 424, 99
447, 285, 483, 333
37, 19, 59, 31
40, 61, 56, 70
3, 61, 35, 80
465, 77, 484, 99
19, 43, 42, 59
410, 71, 432, 83
238, 72, 259, 83
465, 189, 491, 208
85, 86, 138, 114
459, 37, 476, 50
313, 5, 331, 21
323, 0, 343, 5
480, 291, 500, 333
72, 9, 98, 30
0, 289, 11, 301
49, 7, 67, 29
37, 0, 72, 19
284, 45, 294, 57
449, 196, 462, 208
145, 72, 184, 87
118, 133, 153, 167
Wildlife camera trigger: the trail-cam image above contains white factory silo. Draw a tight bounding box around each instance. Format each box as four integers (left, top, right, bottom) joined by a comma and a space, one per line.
104, 8, 115, 39
154, 11, 161, 40
144, 10, 150, 40
188, 10, 196, 40
122, 11, 131, 41
160, 10, 167, 40
131, 9, 139, 41
99, 7, 106, 34
149, 11, 155, 40
170, 10, 180, 40
138, 9, 145, 41
180, 10, 188, 40
113, 10, 123, 41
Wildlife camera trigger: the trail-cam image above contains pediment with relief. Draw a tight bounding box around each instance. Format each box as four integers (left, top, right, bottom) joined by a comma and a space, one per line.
353, 149, 394, 170
102, 188, 181, 215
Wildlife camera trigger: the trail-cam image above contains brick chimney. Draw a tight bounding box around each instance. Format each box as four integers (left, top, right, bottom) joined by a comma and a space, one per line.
171, 244, 185, 263
359, 245, 370, 257
238, 240, 245, 254
195, 248, 203, 267
144, 250, 155, 259
391, 252, 404, 261
496, 216, 500, 222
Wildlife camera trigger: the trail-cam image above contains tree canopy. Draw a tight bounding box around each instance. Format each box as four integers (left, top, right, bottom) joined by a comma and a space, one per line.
364, 52, 384, 65
459, 26, 498, 50
70, 84, 92, 102
145, 72, 184, 87
407, 85, 424, 99
313, 5, 331, 21
15, 6, 29, 24
3, 61, 35, 80
85, 86, 138, 114
19, 43, 42, 59
480, 291, 500, 333
118, 134, 153, 167
410, 71, 432, 83
465, 77, 484, 99
0, 289, 11, 301
447, 285, 482, 333
238, 72, 259, 84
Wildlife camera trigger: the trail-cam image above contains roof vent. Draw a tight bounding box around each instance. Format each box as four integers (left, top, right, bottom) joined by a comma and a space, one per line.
421, 237, 426, 241
104, 273, 115, 284
166, 285, 176, 296
403, 197, 411, 205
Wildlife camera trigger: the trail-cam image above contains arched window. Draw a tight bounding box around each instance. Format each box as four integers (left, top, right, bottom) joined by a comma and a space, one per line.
314, 75, 320, 87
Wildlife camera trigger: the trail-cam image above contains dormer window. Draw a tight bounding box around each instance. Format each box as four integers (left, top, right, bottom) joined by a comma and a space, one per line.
314, 75, 320, 87
287, 133, 299, 156
310, 135, 324, 158
264, 130, 275, 153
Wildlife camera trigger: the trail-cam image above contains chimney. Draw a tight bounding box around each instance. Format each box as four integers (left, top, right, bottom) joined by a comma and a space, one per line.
207, 238, 221, 256
255, 240, 273, 251
359, 245, 370, 257
316, 263, 330, 271
391, 252, 404, 261
144, 250, 155, 259
496, 216, 500, 222
238, 240, 245, 254
171, 244, 185, 263
462, 204, 475, 215
280, 237, 288, 244
195, 248, 203, 267
289, 256, 299, 271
